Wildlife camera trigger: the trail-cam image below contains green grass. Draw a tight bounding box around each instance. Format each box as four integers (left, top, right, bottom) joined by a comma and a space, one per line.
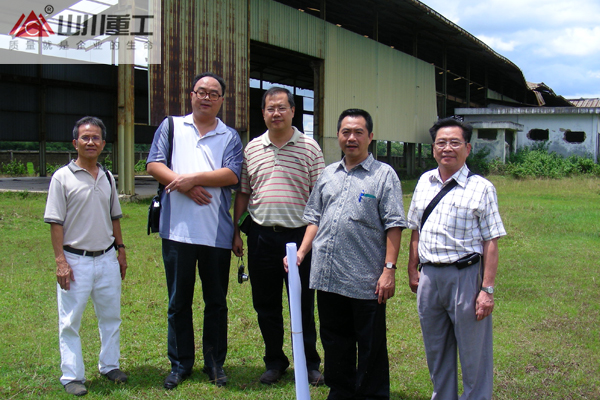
1, 176, 600, 399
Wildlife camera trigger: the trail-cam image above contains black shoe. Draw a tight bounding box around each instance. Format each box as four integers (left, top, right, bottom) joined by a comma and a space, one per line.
163, 372, 189, 390
308, 369, 324, 387
102, 368, 128, 383
202, 365, 227, 387
64, 381, 88, 396
260, 369, 285, 384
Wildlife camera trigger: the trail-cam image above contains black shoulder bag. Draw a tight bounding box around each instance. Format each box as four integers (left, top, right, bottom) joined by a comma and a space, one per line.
147, 116, 174, 234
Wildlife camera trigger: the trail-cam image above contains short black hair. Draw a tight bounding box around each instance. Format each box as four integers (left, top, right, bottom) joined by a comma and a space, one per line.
337, 109, 373, 133
192, 72, 226, 95
72, 116, 107, 140
261, 86, 295, 109
429, 117, 473, 142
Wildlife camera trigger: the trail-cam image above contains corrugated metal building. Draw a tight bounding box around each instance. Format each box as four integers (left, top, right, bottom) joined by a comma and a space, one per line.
1, 0, 559, 179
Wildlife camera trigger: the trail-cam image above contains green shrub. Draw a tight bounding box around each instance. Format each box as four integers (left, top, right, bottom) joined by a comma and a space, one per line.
102, 154, 113, 171
466, 147, 491, 175
135, 158, 147, 173
46, 163, 65, 175
0, 160, 27, 175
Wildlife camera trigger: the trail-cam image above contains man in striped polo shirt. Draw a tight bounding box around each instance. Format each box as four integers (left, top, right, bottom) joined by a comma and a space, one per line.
233, 87, 325, 386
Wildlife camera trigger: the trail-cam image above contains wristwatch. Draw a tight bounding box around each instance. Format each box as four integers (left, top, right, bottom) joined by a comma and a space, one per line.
385, 262, 397, 270
115, 244, 126, 250
481, 286, 494, 294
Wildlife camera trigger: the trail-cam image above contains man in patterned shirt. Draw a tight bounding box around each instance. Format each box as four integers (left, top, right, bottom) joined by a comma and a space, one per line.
406, 117, 506, 400
232, 87, 324, 385
289, 108, 406, 399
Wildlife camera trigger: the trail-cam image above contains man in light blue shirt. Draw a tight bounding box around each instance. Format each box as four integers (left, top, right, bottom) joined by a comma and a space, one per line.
147, 72, 243, 389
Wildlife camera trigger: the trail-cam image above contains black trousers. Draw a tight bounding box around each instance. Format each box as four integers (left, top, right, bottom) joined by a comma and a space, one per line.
317, 291, 390, 400
162, 239, 231, 375
247, 223, 321, 371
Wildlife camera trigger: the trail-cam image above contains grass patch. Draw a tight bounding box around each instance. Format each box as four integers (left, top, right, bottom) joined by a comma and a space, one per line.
1, 176, 600, 399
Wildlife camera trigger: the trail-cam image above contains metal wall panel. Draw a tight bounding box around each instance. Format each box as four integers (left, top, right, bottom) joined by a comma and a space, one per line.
150, 0, 249, 132
322, 23, 436, 163
250, 0, 325, 59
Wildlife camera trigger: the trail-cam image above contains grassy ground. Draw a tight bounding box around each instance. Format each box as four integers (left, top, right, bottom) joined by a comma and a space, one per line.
1, 176, 599, 399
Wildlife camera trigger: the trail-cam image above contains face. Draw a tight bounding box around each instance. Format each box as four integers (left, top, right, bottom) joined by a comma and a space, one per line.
73, 124, 105, 161
190, 76, 224, 119
433, 126, 471, 174
262, 92, 295, 134
337, 115, 373, 163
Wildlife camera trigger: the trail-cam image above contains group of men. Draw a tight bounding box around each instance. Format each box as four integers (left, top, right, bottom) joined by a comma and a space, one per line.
45, 71, 505, 400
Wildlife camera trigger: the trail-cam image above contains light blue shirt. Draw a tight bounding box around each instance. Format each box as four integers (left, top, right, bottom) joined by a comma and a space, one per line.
303, 154, 406, 299
147, 114, 243, 249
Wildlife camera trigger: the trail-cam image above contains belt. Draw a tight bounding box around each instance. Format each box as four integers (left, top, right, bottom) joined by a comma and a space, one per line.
426, 253, 481, 269
63, 242, 115, 257
256, 224, 301, 233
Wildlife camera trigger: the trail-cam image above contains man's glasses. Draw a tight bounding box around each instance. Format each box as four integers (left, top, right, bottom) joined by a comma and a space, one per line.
79, 135, 102, 143
193, 89, 222, 101
265, 107, 290, 114
434, 140, 466, 149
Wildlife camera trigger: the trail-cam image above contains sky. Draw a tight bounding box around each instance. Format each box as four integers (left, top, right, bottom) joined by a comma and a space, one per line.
418, 0, 600, 99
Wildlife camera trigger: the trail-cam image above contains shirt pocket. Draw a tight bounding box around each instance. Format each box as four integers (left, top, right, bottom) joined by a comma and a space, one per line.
349, 195, 380, 230
446, 201, 476, 238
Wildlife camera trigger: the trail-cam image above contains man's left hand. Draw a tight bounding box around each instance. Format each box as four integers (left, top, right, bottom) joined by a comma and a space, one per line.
375, 269, 396, 304
117, 248, 127, 280
475, 291, 494, 320
165, 173, 196, 193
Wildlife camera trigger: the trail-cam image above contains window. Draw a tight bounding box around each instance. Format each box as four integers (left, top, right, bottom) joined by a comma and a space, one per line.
528, 129, 549, 141
477, 129, 497, 140
564, 130, 585, 143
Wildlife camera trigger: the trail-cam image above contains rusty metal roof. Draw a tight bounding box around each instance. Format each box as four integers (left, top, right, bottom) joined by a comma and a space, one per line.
568, 98, 600, 108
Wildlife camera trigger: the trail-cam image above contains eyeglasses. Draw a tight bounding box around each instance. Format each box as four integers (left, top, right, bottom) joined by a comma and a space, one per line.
434, 140, 466, 149
193, 89, 222, 101
79, 135, 102, 143
265, 107, 290, 114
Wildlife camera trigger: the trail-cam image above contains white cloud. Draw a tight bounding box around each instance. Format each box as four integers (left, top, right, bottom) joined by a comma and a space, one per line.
549, 27, 600, 56
476, 35, 517, 52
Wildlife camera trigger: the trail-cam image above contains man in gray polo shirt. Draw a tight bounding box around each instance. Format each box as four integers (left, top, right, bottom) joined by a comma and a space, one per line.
289, 109, 406, 399
44, 116, 128, 396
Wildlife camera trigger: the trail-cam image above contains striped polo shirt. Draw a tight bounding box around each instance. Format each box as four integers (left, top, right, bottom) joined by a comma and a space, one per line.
240, 127, 325, 228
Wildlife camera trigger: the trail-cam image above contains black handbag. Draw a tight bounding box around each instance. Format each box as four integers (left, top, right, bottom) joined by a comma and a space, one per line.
147, 116, 174, 235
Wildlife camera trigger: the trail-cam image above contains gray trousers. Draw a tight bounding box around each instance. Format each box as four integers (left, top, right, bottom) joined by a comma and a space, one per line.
417, 262, 493, 400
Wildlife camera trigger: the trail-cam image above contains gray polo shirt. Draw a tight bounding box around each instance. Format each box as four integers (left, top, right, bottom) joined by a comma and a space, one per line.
303, 154, 406, 300
44, 161, 122, 251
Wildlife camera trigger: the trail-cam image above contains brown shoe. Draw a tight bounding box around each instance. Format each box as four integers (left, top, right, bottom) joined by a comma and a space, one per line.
64, 381, 88, 396
308, 369, 324, 386
260, 369, 285, 384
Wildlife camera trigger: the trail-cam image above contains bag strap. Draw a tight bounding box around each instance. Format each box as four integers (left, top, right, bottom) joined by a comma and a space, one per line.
420, 171, 475, 232
105, 169, 113, 215
157, 116, 174, 193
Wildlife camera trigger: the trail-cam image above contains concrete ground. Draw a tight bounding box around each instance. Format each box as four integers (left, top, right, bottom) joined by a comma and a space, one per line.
0, 175, 159, 200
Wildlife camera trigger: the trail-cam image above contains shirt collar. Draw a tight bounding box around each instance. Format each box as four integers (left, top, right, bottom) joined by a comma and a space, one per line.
430, 163, 470, 187
67, 160, 104, 173
183, 114, 228, 138
260, 126, 302, 148
338, 153, 375, 172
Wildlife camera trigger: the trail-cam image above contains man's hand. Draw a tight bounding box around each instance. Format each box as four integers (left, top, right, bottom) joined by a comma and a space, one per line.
165, 173, 196, 193
117, 248, 128, 280
184, 186, 213, 205
283, 248, 307, 273
475, 291, 494, 321
375, 268, 396, 304
56, 257, 74, 290
232, 233, 244, 257
408, 267, 420, 294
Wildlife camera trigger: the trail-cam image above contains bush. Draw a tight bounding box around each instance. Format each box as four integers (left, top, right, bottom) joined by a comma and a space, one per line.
0, 160, 27, 175
135, 158, 147, 174
102, 154, 113, 171
46, 163, 65, 175
502, 146, 600, 179
466, 147, 491, 176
